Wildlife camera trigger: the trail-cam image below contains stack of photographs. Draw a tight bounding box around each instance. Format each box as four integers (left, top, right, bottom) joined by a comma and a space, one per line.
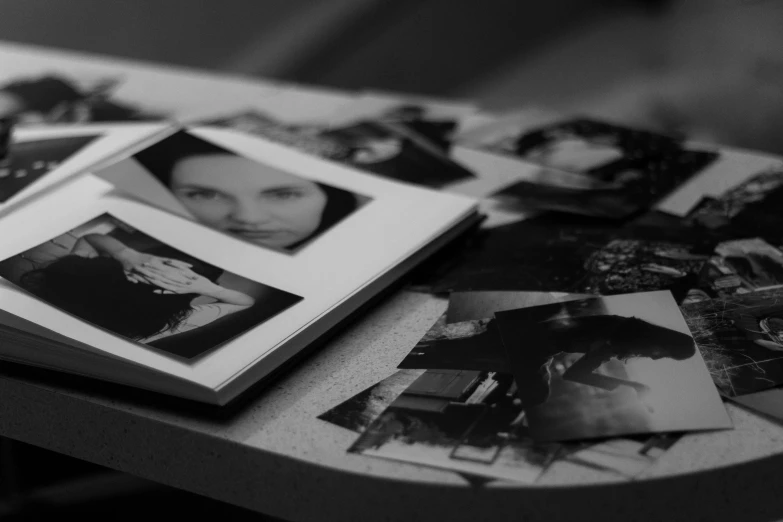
322, 291, 731, 484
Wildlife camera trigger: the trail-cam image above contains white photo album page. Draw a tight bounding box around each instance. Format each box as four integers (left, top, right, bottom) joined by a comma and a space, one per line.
0, 127, 477, 392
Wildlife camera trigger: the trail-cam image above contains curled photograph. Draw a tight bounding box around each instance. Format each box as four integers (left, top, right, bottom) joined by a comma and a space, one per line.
123, 130, 369, 253
494, 292, 730, 441
0, 214, 303, 359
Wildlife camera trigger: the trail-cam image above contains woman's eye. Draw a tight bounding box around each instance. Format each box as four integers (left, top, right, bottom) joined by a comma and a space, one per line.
265, 189, 303, 201
181, 190, 222, 201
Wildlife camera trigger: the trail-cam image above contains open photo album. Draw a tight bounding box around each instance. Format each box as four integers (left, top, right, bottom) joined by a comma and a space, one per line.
0, 122, 478, 405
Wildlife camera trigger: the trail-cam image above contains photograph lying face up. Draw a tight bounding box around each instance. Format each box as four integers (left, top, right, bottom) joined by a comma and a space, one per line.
98, 130, 369, 254
494, 291, 730, 442
0, 214, 302, 358
680, 288, 783, 397
465, 118, 720, 220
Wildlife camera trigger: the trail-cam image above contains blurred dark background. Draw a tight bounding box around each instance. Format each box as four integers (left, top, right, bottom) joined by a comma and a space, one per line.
1, 0, 781, 152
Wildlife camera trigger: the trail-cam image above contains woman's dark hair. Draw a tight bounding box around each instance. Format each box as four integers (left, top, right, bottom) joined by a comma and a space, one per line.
21, 256, 196, 341
133, 130, 361, 251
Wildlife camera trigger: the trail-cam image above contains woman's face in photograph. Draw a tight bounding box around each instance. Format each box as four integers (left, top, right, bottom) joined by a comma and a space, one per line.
170, 154, 328, 249
527, 136, 622, 172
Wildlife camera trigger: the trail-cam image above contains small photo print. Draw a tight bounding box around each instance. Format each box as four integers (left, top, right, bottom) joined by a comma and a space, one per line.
685, 168, 783, 245
0, 133, 100, 202
699, 238, 783, 298
494, 291, 730, 442
471, 118, 719, 219
348, 369, 559, 484
0, 74, 162, 124
681, 288, 783, 397
0, 214, 303, 359
112, 130, 369, 254
321, 104, 476, 189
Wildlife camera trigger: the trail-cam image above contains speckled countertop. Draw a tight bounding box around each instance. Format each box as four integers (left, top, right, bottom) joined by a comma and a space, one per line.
1, 290, 782, 522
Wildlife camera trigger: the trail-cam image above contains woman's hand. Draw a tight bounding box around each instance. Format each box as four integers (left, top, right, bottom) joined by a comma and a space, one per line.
133, 264, 255, 307
117, 251, 193, 285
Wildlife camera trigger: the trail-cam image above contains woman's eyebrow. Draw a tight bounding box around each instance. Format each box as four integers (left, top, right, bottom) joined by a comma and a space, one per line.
260, 185, 307, 193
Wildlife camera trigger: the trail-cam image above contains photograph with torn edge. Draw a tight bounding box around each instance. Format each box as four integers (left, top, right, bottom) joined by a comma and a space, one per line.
0, 132, 100, 202
466, 117, 718, 195
680, 288, 783, 397
398, 305, 681, 479
412, 217, 712, 302
320, 104, 476, 189
0, 74, 163, 124
0, 213, 303, 359
348, 369, 559, 484
101, 130, 370, 254
494, 291, 730, 442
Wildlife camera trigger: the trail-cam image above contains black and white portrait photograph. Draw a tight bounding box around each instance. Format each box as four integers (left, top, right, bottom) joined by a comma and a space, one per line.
0, 214, 303, 359
348, 368, 559, 483
320, 104, 476, 189
681, 288, 783, 397
494, 291, 730, 441
108, 130, 369, 254
0, 132, 100, 202
473, 118, 719, 220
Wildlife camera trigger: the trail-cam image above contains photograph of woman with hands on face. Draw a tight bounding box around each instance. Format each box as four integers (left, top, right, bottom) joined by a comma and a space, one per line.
0, 214, 302, 358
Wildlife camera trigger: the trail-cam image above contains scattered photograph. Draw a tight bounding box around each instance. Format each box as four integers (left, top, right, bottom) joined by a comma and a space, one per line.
680, 288, 783, 397
349, 369, 560, 483
685, 167, 783, 245
320, 104, 476, 188
0, 74, 162, 124
0, 133, 100, 202
0, 214, 303, 359
494, 291, 730, 442
106, 130, 369, 254
699, 238, 783, 298
392, 314, 680, 480
318, 369, 425, 433
411, 217, 713, 302
464, 118, 719, 219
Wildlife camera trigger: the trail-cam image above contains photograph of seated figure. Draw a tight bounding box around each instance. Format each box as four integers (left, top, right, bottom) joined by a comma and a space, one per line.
130, 130, 369, 254
0, 214, 302, 359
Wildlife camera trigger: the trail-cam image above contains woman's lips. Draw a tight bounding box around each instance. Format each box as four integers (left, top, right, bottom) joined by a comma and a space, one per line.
228, 228, 286, 240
